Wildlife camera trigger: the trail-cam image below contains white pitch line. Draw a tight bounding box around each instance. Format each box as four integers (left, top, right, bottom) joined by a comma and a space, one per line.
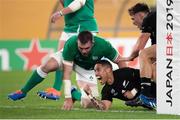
0, 105, 155, 113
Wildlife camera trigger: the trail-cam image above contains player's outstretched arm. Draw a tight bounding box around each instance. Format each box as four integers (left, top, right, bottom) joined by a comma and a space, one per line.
83, 85, 112, 110
127, 33, 151, 61
62, 61, 74, 110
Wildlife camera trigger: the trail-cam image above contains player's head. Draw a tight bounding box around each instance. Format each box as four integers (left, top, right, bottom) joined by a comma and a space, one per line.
77, 31, 94, 56
128, 3, 150, 29
94, 60, 113, 85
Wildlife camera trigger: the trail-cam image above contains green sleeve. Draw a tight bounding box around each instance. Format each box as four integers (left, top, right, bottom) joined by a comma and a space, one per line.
104, 41, 119, 61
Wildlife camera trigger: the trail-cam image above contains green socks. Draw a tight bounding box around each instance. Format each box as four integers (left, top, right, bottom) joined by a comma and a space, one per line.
141, 77, 152, 97
53, 70, 81, 100
21, 70, 44, 94
53, 69, 63, 91
71, 89, 82, 101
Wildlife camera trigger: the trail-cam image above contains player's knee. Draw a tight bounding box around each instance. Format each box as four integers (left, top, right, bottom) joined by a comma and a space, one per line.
41, 58, 59, 73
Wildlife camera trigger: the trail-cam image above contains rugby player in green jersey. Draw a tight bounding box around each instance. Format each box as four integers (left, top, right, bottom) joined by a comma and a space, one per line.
38, 0, 99, 100
61, 31, 127, 110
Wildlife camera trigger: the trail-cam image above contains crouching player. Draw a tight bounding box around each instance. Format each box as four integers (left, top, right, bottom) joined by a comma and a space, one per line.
84, 60, 156, 110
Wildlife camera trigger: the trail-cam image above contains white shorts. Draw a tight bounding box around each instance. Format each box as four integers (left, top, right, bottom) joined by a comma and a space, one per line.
50, 40, 99, 99
59, 31, 97, 42
74, 65, 99, 98
50, 51, 63, 69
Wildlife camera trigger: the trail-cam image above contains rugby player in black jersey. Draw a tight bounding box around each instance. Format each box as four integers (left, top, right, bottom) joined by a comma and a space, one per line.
120, 3, 156, 108
84, 60, 156, 110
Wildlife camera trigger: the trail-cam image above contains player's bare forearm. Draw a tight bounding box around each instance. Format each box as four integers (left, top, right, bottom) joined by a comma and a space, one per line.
63, 63, 73, 80
114, 55, 127, 68
90, 97, 106, 110
84, 88, 106, 110
129, 51, 139, 61
59, 0, 64, 6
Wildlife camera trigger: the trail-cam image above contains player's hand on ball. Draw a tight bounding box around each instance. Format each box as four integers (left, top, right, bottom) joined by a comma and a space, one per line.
62, 98, 73, 110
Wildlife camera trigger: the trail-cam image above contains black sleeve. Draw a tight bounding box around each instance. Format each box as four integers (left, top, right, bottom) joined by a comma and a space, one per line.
101, 86, 113, 102
141, 13, 154, 33
117, 68, 141, 91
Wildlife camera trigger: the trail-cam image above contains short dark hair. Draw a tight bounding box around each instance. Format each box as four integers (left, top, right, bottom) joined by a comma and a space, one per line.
78, 31, 93, 44
96, 60, 112, 69
128, 3, 150, 16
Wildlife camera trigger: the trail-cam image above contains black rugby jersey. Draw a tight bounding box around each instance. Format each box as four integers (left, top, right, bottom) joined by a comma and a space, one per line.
101, 68, 141, 102
141, 11, 156, 45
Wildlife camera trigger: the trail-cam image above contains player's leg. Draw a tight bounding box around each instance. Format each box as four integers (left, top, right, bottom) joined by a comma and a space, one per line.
52, 32, 66, 91
53, 32, 76, 90
151, 62, 156, 82
8, 52, 62, 101
74, 65, 99, 108
40, 32, 77, 100
139, 44, 156, 108
37, 51, 63, 100
139, 45, 156, 96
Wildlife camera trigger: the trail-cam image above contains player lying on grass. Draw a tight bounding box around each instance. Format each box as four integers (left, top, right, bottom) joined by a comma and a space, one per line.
84, 60, 156, 111
8, 31, 127, 110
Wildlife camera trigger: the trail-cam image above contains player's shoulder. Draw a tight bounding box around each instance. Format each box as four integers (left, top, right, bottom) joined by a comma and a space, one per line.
114, 67, 140, 79
114, 67, 132, 73
144, 11, 156, 22
65, 35, 78, 45
114, 67, 139, 75
93, 35, 111, 45
94, 35, 105, 41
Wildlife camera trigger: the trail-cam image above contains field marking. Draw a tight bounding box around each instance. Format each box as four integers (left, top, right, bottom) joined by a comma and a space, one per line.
0, 105, 155, 113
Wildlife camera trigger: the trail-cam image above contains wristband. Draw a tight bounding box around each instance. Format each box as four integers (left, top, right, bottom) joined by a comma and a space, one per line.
59, 11, 63, 16
64, 80, 72, 98
131, 88, 138, 96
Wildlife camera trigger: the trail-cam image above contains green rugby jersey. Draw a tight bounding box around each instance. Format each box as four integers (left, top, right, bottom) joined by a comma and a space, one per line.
63, 0, 98, 33
62, 35, 118, 70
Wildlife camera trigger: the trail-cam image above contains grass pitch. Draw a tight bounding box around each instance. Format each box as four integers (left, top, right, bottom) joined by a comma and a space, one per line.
0, 71, 180, 119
